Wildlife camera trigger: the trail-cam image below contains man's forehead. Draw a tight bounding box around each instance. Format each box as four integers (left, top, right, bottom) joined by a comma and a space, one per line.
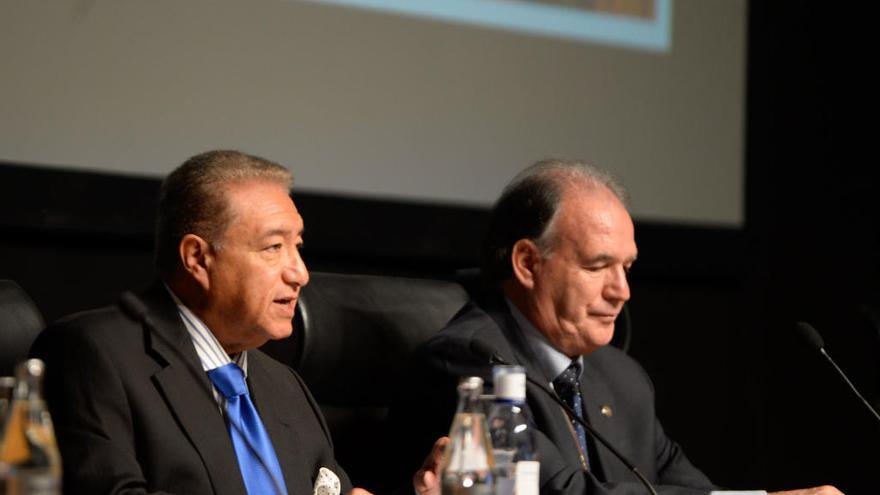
554, 189, 636, 253
224, 180, 295, 210
222, 182, 302, 230
559, 188, 630, 230
562, 181, 626, 208
257, 225, 303, 238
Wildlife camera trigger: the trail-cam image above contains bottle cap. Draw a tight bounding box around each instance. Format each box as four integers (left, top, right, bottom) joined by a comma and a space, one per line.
493, 365, 526, 401
21, 358, 45, 377
457, 376, 484, 394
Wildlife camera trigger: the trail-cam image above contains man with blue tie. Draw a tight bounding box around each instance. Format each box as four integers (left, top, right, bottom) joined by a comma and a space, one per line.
31, 150, 443, 495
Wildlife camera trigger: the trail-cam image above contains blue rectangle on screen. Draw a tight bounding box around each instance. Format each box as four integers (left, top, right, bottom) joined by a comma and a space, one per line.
301, 0, 672, 53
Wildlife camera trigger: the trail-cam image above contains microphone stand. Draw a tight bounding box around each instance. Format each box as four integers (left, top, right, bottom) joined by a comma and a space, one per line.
796, 321, 880, 424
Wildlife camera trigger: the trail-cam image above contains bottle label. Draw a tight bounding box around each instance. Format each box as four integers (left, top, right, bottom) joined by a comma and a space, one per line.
10, 472, 62, 495
515, 461, 539, 495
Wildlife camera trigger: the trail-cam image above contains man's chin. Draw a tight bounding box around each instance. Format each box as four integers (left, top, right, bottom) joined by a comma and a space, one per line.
267, 325, 294, 341
575, 327, 615, 354
597, 328, 616, 347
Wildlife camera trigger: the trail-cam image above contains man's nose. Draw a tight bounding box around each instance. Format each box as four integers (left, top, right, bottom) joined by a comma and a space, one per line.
605, 266, 630, 303
282, 249, 309, 288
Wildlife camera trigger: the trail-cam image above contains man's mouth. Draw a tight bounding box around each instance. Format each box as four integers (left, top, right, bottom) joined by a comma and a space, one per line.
591, 313, 618, 322
274, 297, 297, 312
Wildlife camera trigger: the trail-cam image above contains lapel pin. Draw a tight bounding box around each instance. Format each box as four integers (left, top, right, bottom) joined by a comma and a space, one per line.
600, 404, 613, 417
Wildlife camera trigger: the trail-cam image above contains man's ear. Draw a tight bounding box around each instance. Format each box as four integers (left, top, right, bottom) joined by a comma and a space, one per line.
510, 238, 542, 290
179, 234, 212, 290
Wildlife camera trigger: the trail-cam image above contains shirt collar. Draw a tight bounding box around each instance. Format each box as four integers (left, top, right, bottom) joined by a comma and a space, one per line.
165, 285, 247, 376
505, 297, 582, 384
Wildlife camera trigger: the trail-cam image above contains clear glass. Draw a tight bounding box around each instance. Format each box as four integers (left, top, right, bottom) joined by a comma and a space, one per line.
1, 376, 14, 419
0, 360, 61, 495
489, 366, 538, 495
1, 375, 16, 493
441, 376, 495, 495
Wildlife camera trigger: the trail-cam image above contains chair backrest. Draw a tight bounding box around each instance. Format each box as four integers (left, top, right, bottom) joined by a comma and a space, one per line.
0, 280, 46, 376
260, 271, 470, 490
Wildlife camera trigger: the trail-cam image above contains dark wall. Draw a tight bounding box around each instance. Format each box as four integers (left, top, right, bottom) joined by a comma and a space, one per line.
747, 2, 878, 493
0, 1, 877, 492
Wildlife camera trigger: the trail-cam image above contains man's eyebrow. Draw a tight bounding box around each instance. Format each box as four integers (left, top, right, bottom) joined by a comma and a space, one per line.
259, 228, 299, 239
582, 253, 638, 264
582, 254, 615, 265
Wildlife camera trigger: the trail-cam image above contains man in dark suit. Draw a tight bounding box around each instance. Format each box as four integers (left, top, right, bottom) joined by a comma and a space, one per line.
390, 159, 841, 495
30, 150, 443, 495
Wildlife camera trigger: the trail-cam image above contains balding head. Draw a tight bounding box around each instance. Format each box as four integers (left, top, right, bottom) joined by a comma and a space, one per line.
481, 159, 629, 285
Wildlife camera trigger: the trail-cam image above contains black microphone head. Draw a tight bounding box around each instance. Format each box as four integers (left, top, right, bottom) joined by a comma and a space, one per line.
795, 321, 825, 351
118, 291, 148, 322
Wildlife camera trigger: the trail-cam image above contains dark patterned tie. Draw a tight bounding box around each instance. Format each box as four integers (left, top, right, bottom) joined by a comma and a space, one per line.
207, 363, 288, 495
552, 360, 590, 469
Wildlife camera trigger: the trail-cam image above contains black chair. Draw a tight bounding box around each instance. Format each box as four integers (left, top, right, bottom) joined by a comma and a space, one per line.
260, 271, 470, 491
0, 280, 46, 376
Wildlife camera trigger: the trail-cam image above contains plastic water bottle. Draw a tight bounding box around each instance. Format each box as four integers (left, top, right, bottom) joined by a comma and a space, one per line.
488, 366, 538, 495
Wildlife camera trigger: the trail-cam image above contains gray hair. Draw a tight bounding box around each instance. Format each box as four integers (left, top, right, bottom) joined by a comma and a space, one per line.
154, 150, 293, 274
481, 159, 628, 284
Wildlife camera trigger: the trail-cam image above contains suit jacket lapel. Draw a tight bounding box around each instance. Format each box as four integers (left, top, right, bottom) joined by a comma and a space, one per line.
580, 354, 619, 481
484, 298, 588, 474
141, 286, 248, 495
247, 353, 313, 495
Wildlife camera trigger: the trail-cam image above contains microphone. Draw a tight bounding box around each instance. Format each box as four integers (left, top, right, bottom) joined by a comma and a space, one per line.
469, 341, 659, 495
794, 321, 880, 423
118, 291, 289, 495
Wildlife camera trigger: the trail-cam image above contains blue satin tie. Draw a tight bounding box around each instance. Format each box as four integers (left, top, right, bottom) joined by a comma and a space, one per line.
207, 363, 288, 495
553, 360, 590, 470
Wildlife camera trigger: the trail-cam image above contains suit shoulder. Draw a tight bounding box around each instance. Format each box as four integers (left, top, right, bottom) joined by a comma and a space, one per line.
55, 304, 129, 326
586, 345, 654, 390
249, 348, 292, 373
421, 302, 498, 351
248, 349, 310, 390
589, 344, 640, 367
39, 305, 138, 344
30, 304, 146, 374
409, 302, 505, 382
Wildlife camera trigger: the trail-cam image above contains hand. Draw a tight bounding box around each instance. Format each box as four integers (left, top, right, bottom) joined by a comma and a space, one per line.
769, 486, 844, 495
413, 436, 449, 495
349, 488, 374, 495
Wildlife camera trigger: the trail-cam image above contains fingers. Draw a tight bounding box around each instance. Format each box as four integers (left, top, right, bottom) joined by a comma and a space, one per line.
424, 436, 450, 470
769, 485, 844, 495
413, 436, 450, 495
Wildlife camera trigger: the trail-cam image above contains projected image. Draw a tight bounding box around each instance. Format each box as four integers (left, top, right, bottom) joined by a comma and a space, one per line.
303, 0, 670, 52
511, 0, 655, 19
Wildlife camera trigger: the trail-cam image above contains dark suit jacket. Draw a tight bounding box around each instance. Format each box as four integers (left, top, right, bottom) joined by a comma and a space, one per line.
30, 285, 350, 495
389, 297, 718, 495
